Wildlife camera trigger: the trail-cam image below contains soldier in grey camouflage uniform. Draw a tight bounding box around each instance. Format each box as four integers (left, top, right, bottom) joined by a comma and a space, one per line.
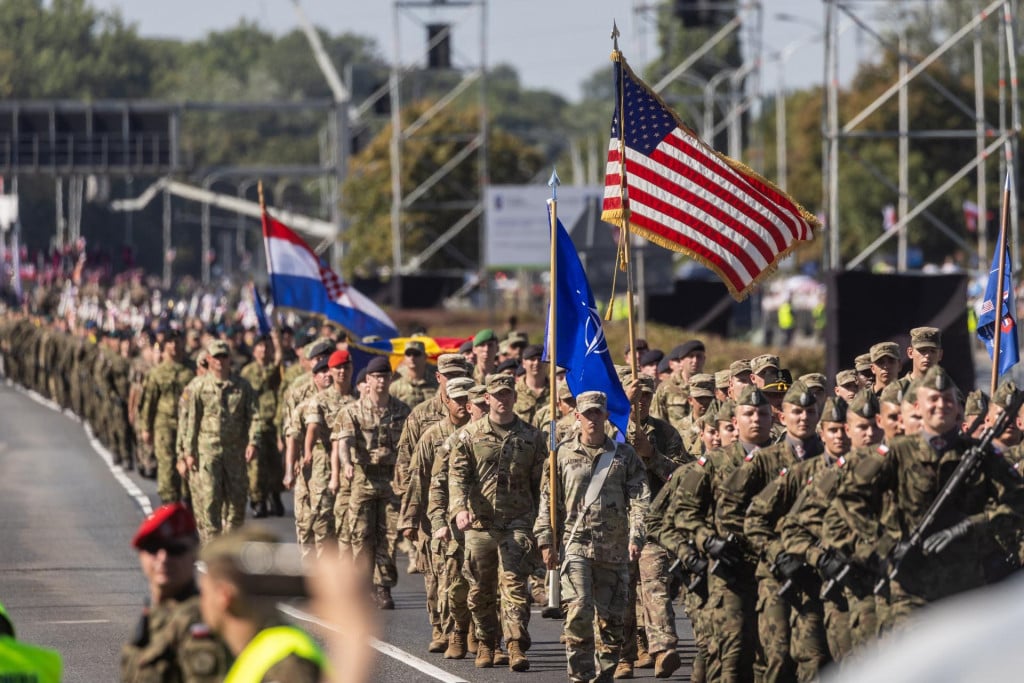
536, 390, 650, 683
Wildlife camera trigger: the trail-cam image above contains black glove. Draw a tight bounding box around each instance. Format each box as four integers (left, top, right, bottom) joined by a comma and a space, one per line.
922, 519, 973, 555
684, 552, 709, 575
773, 552, 805, 580
704, 535, 742, 566
817, 548, 849, 581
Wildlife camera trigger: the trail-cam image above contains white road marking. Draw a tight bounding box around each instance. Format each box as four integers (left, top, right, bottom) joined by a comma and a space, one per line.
44, 619, 110, 625
12, 384, 153, 516
277, 603, 469, 683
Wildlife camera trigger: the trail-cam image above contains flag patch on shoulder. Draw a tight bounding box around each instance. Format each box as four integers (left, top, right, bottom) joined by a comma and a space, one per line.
876, 444, 889, 456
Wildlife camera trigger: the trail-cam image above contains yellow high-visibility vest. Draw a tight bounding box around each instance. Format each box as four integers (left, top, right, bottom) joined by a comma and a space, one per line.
224, 625, 327, 683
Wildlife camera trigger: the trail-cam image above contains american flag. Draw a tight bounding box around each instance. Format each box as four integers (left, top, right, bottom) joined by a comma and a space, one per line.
602, 56, 820, 301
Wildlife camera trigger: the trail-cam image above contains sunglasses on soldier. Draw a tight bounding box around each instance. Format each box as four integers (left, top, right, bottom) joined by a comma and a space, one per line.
139, 540, 194, 557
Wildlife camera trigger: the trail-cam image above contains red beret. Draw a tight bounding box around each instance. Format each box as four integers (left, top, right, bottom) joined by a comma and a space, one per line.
328, 349, 350, 368
132, 503, 197, 549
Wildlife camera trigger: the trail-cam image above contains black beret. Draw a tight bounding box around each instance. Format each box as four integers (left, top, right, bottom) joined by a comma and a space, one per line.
670, 339, 705, 360
640, 349, 664, 366
366, 356, 392, 375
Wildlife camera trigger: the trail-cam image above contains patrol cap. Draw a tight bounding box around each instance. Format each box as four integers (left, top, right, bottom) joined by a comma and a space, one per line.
670, 339, 705, 360
735, 385, 771, 408
498, 339, 511, 356
404, 340, 426, 356
304, 337, 335, 360
714, 370, 731, 390
751, 354, 781, 376
312, 357, 330, 374
495, 358, 519, 374
458, 339, 473, 354
870, 342, 900, 363
437, 353, 470, 376
616, 366, 655, 394
918, 365, 954, 393
198, 525, 290, 583
854, 354, 873, 373
132, 502, 198, 549
820, 396, 847, 423
640, 349, 664, 367
964, 389, 989, 417
473, 328, 496, 347
507, 330, 529, 347
688, 373, 716, 398
486, 373, 515, 394
576, 390, 607, 413
783, 380, 816, 407
799, 373, 827, 390
716, 399, 737, 423
879, 382, 905, 406
835, 369, 859, 388
328, 349, 351, 367
468, 385, 488, 404
847, 389, 880, 419
910, 326, 942, 349
522, 344, 544, 360
556, 380, 573, 400
365, 356, 391, 375
207, 339, 230, 358
992, 379, 1019, 409
730, 359, 752, 377
445, 377, 475, 399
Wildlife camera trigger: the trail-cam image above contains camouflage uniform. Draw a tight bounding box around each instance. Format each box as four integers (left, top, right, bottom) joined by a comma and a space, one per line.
534, 431, 650, 682
129, 353, 156, 475
336, 395, 412, 588
650, 372, 691, 434
141, 359, 195, 503
120, 583, 231, 683
180, 372, 263, 538
296, 385, 351, 558
448, 413, 546, 650
512, 375, 549, 425
389, 372, 439, 409
240, 359, 283, 509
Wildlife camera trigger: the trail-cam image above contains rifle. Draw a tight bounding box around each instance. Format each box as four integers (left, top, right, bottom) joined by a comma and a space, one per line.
708, 533, 739, 579
885, 389, 1024, 586
668, 552, 709, 605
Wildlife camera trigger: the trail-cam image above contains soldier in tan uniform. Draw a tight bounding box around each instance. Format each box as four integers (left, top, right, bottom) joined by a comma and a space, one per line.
471, 329, 498, 385
389, 340, 438, 409
651, 340, 706, 434
513, 344, 549, 425
240, 332, 284, 518
869, 342, 901, 396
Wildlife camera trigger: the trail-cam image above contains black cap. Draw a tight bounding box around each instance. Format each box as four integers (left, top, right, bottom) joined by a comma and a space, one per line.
627, 338, 650, 354
670, 340, 705, 360
496, 358, 519, 373
458, 339, 473, 354
640, 349, 664, 366
312, 357, 330, 374
522, 344, 544, 360
366, 356, 391, 375
355, 369, 368, 385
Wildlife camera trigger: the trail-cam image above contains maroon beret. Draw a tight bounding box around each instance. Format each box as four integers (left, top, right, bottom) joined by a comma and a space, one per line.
132, 503, 197, 549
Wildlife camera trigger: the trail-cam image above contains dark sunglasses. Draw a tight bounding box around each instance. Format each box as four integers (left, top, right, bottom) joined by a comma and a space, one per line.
140, 541, 193, 557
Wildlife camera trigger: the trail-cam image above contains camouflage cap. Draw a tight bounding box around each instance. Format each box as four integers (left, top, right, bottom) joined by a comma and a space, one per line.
716, 399, 736, 423
783, 380, 816, 407
468, 385, 488, 404
854, 354, 873, 373
507, 330, 529, 347
729, 359, 752, 377
615, 366, 655, 394
800, 373, 827, 390
445, 376, 475, 399
634, 374, 656, 394
847, 389, 880, 419
576, 390, 607, 413
736, 385, 771, 408
207, 339, 231, 358
556, 380, 573, 401
820, 396, 847, 423
870, 342, 900, 363
303, 337, 335, 360
879, 382, 905, 406
918, 365, 954, 393
714, 369, 731, 389
992, 379, 1019, 409
498, 339, 511, 355
437, 353, 470, 375
404, 340, 426, 356
964, 389, 989, 417
688, 373, 716, 398
910, 326, 942, 349
485, 373, 515, 394
751, 354, 781, 375
835, 369, 859, 387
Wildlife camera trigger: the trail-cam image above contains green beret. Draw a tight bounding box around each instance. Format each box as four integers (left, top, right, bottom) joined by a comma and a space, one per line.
473, 328, 496, 347
783, 380, 816, 407
820, 396, 847, 423
736, 385, 770, 408
917, 366, 954, 393
964, 389, 989, 417
847, 389, 879, 419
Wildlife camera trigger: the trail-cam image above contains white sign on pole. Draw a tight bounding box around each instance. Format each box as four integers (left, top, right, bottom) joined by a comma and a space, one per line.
0, 195, 18, 232
483, 185, 603, 269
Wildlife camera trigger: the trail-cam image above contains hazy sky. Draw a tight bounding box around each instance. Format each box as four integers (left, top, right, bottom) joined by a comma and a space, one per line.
92, 0, 866, 102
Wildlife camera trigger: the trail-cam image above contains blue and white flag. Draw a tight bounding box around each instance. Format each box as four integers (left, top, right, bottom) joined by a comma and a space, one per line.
262, 210, 398, 341
544, 209, 630, 435
978, 233, 1019, 376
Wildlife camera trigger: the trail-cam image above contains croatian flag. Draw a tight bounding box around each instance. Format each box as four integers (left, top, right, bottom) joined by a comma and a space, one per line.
262, 210, 398, 341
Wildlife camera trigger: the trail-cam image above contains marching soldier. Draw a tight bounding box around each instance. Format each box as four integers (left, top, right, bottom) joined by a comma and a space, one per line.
240, 332, 284, 517
389, 340, 439, 409
651, 340, 706, 433
513, 344, 550, 425
141, 330, 195, 503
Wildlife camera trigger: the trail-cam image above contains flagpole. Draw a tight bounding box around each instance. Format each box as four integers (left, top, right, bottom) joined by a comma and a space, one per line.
990, 171, 1012, 396
544, 168, 562, 616
611, 22, 639, 381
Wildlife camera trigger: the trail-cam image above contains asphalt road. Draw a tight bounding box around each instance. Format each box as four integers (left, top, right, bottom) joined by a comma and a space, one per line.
0, 382, 698, 682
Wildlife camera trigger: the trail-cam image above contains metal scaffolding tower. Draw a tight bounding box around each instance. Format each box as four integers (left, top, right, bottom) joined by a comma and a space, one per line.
822, 0, 1021, 273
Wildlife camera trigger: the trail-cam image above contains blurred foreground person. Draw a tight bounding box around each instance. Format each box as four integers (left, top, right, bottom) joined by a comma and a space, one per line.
0, 601, 62, 683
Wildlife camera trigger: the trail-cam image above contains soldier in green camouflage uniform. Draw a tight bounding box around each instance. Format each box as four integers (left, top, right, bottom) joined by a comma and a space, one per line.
389, 340, 439, 409
336, 356, 412, 609
651, 340, 706, 433
868, 342, 901, 396
536, 391, 650, 683
141, 331, 195, 503
513, 345, 549, 425
399, 376, 475, 653
129, 334, 158, 478
449, 373, 546, 671
240, 333, 283, 517
180, 340, 263, 539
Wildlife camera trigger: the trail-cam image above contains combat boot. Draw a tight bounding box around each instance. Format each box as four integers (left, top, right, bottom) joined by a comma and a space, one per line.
653, 649, 681, 679
269, 492, 285, 517
493, 643, 509, 666
506, 640, 529, 672
466, 629, 478, 654
444, 630, 467, 659
474, 639, 494, 668
374, 585, 395, 610
428, 626, 447, 653
635, 634, 654, 668
614, 660, 634, 678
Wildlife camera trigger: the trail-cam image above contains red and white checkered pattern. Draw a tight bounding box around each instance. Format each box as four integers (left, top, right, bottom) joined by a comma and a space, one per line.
318, 262, 348, 302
